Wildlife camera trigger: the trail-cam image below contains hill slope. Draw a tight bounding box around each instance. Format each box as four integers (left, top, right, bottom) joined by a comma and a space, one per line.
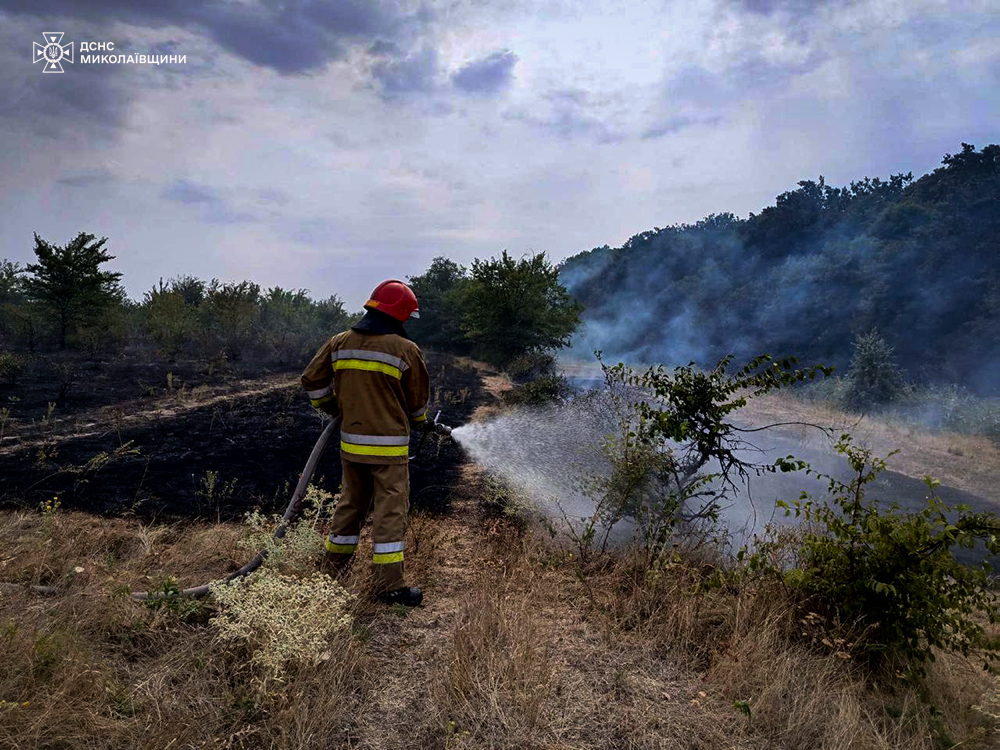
560, 143, 1000, 393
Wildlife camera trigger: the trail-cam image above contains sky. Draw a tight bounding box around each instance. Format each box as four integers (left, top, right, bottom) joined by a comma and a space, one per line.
0, 0, 997, 310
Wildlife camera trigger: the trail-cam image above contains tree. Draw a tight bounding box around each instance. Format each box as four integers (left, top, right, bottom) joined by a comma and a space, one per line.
22, 232, 123, 349
144, 280, 198, 360
462, 251, 582, 367
407, 257, 470, 352
0, 260, 24, 346
315, 294, 352, 333
846, 329, 906, 409
202, 280, 262, 361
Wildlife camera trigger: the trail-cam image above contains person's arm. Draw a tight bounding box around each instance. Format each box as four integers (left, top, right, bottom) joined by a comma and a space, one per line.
301, 338, 339, 417
403, 345, 431, 428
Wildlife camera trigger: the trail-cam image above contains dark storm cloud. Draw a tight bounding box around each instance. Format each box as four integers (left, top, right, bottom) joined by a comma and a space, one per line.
0, 21, 132, 137
1, 0, 430, 75
451, 50, 517, 94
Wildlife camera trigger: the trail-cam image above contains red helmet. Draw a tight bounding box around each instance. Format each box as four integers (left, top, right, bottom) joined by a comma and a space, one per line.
365, 279, 420, 322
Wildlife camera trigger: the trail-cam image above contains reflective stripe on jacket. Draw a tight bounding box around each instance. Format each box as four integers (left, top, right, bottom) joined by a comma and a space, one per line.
301, 329, 430, 464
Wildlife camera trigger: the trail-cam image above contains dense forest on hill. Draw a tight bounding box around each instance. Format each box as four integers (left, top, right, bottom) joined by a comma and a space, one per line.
560, 143, 1000, 394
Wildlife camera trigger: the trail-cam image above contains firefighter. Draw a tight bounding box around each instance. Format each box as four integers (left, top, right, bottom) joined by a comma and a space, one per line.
301, 279, 430, 607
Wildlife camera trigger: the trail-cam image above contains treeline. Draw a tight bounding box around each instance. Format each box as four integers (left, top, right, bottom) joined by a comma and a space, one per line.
0, 236, 582, 371
561, 143, 1000, 394
0, 233, 352, 366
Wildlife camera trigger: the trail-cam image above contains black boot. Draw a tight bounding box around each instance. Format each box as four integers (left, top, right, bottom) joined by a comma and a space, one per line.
379, 586, 423, 607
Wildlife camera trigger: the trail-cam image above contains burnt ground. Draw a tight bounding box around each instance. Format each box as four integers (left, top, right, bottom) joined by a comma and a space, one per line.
0, 352, 489, 520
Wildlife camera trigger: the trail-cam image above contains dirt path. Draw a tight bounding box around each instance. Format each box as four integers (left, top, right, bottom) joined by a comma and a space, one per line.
348, 378, 752, 749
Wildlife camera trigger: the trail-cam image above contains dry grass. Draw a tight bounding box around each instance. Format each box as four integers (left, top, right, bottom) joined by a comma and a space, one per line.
744, 391, 1000, 500
2, 497, 998, 749
571, 548, 1000, 750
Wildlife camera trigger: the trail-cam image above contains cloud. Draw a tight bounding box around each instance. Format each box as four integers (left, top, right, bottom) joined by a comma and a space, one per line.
56, 170, 115, 187
508, 88, 625, 143
640, 115, 722, 140
0, 0, 996, 313
370, 46, 440, 97
162, 179, 219, 205
451, 50, 518, 95
1, 0, 430, 76
161, 180, 256, 223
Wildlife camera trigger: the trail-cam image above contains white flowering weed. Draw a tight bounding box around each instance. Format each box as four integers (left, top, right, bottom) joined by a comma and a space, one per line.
209, 570, 353, 681
238, 484, 337, 574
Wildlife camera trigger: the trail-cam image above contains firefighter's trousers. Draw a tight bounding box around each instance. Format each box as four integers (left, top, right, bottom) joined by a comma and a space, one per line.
325, 457, 408, 593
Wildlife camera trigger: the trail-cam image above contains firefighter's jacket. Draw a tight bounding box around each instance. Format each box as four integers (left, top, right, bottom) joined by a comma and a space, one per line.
301, 325, 430, 465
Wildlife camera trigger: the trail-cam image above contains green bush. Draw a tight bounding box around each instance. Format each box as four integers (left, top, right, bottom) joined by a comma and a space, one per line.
580, 353, 833, 562
0, 351, 25, 385
407, 257, 471, 354
846, 330, 906, 410
896, 384, 1000, 446
144, 282, 198, 359
505, 351, 556, 383
759, 435, 1000, 678
202, 280, 262, 361
501, 373, 569, 406
462, 251, 582, 367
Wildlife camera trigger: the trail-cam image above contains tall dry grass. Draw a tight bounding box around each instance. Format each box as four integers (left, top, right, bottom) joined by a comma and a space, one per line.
2, 505, 998, 749
0, 507, 369, 750
574, 547, 999, 749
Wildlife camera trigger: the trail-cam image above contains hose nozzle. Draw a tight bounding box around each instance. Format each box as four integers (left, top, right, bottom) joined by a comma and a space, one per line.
430, 410, 453, 436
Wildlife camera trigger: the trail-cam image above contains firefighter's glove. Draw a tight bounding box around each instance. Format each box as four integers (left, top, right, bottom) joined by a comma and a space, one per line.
319, 402, 340, 418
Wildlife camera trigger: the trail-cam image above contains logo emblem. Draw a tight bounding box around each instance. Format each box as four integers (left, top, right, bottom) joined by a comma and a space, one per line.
33, 32, 73, 73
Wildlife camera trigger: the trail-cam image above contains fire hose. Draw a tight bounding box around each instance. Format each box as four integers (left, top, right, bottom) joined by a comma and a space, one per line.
1, 415, 453, 600
132, 412, 452, 601
0, 412, 451, 601
131, 415, 343, 600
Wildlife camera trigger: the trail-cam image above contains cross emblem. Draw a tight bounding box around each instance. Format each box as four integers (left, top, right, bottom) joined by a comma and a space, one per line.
33, 32, 74, 73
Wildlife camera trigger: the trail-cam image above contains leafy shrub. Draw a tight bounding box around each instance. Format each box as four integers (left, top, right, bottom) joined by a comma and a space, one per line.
501, 373, 569, 406
505, 351, 556, 383
479, 472, 532, 524
760, 435, 1000, 678
798, 378, 1000, 446
575, 353, 832, 563
895, 384, 1000, 446
407, 257, 471, 354
144, 283, 198, 359
0, 351, 25, 385
846, 330, 906, 410
202, 280, 262, 361
260, 288, 349, 364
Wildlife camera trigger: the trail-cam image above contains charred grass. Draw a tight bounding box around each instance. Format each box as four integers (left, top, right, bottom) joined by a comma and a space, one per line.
0, 353, 484, 518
